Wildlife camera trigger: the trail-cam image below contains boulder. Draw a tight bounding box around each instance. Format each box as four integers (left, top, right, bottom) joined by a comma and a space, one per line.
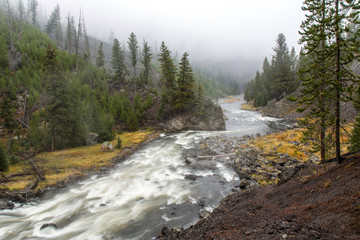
199, 209, 210, 219
160, 226, 183, 237
0, 199, 15, 210
40, 223, 58, 231
86, 132, 99, 146
160, 99, 226, 131
184, 174, 197, 181
101, 141, 114, 152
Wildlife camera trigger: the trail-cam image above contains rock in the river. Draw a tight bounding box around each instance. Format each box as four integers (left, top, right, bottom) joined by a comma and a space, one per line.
40, 223, 58, 231
160, 99, 225, 131
184, 174, 197, 181
0, 199, 15, 210
101, 141, 114, 152
86, 132, 99, 146
185, 157, 196, 165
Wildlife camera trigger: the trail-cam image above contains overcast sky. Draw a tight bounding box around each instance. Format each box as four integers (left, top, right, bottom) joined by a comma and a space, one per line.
37, 0, 305, 79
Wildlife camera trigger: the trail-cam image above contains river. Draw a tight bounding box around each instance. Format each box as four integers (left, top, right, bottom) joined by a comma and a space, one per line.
0, 97, 289, 240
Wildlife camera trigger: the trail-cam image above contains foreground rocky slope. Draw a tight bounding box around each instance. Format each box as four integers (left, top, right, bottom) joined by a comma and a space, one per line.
161, 153, 360, 239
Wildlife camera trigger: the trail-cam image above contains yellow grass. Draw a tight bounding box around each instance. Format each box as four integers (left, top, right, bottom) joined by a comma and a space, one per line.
223, 98, 242, 103
3, 130, 158, 191
240, 103, 259, 111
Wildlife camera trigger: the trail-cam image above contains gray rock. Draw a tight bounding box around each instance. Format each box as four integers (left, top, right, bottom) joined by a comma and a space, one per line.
0, 199, 14, 210
101, 141, 114, 152
86, 132, 99, 146
185, 157, 196, 165
199, 209, 210, 219
184, 174, 197, 181
160, 226, 182, 236
239, 179, 249, 189
40, 223, 58, 231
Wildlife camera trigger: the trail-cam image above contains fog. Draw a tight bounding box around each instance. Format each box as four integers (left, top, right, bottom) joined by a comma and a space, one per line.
38, 0, 305, 81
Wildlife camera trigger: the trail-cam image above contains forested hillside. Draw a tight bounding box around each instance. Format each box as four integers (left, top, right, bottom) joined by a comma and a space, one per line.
0, 1, 233, 172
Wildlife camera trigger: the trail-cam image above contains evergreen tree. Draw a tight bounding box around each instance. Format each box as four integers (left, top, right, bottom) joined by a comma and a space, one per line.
127, 32, 138, 79
45, 4, 61, 35
44, 45, 85, 150
96, 42, 105, 68
141, 40, 152, 86
174, 52, 195, 112
0, 142, 8, 172
269, 33, 294, 100
327, 0, 360, 163
126, 107, 138, 131
65, 14, 75, 54
158, 41, 177, 104
29, 0, 38, 25
297, 0, 360, 163
111, 38, 126, 83
297, 0, 332, 163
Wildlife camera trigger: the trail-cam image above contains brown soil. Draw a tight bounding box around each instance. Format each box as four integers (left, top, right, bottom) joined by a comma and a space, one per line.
161, 154, 360, 240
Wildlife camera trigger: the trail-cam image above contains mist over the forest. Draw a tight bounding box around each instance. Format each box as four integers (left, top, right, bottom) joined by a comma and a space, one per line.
37, 0, 304, 83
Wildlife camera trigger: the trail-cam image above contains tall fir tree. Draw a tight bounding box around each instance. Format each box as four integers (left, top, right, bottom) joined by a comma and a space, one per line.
297, 0, 333, 163
141, 40, 152, 86
158, 41, 177, 104
127, 32, 138, 80
45, 4, 61, 35
111, 38, 126, 83
44, 45, 85, 151
174, 52, 195, 112
96, 42, 105, 68
269, 33, 294, 100
29, 0, 38, 25
0, 142, 8, 172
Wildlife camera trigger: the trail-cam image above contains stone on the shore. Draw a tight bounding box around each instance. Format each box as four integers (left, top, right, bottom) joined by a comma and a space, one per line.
101, 141, 114, 152
199, 209, 210, 218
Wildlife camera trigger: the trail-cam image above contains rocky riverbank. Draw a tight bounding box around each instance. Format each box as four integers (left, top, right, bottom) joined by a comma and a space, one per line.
159, 130, 360, 239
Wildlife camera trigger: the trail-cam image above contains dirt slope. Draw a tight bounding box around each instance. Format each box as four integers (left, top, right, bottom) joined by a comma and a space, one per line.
161, 154, 360, 240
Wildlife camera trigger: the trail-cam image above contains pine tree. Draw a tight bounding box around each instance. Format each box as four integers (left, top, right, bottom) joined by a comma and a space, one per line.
96, 42, 105, 68
128, 32, 138, 80
29, 0, 38, 25
327, 0, 360, 163
45, 4, 61, 35
141, 40, 152, 86
65, 14, 74, 54
269, 33, 294, 100
297, 0, 360, 163
297, 0, 332, 163
44, 45, 85, 150
0, 142, 8, 172
174, 52, 195, 112
158, 42, 177, 104
112, 38, 126, 83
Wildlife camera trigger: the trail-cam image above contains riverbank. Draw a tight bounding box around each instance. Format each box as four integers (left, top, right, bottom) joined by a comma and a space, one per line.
159, 99, 358, 239
0, 130, 161, 204
161, 152, 360, 239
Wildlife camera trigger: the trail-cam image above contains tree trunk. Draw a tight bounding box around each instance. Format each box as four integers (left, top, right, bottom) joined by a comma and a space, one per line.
335, 0, 342, 164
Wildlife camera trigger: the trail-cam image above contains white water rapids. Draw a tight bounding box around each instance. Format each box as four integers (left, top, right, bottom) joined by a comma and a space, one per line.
0, 97, 289, 240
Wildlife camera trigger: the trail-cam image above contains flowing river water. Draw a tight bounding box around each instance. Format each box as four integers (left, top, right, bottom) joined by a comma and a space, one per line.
0, 97, 290, 240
